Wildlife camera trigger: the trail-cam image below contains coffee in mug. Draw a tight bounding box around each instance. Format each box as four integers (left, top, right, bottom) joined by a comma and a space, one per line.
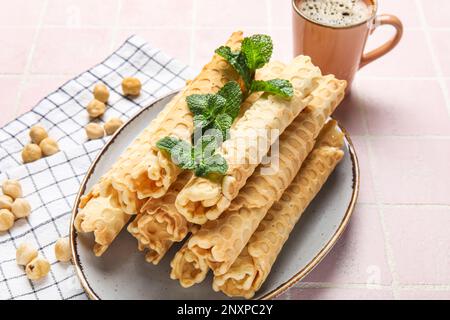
292, 0, 403, 91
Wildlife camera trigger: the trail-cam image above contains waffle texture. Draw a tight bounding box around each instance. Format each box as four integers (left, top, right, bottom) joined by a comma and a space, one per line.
127, 171, 192, 264
213, 127, 344, 298
74, 185, 130, 256
176, 56, 323, 224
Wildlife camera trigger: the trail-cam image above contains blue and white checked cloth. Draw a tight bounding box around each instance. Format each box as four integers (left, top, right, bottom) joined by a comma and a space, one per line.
0, 35, 192, 300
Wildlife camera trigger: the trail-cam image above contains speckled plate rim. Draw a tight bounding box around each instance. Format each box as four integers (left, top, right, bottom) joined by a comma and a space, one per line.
69, 90, 360, 300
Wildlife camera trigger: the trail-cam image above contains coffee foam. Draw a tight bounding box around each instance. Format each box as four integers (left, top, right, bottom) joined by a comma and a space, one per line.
298, 0, 374, 27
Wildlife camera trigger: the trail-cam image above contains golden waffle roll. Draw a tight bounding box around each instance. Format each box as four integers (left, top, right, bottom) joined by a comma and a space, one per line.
176, 56, 323, 225
127, 171, 193, 264
169, 75, 346, 286
119, 31, 244, 204
74, 185, 130, 256
213, 129, 345, 299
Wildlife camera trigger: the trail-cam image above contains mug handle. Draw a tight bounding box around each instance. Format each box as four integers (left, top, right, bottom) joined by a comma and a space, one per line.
359, 14, 403, 68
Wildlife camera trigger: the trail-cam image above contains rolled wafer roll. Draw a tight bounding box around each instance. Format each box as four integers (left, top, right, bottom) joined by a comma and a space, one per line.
75, 185, 130, 256
213, 131, 344, 299
169, 75, 346, 287
127, 171, 192, 264
176, 55, 323, 224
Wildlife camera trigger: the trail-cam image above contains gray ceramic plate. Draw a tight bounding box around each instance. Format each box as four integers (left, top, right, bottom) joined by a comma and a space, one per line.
70, 91, 359, 300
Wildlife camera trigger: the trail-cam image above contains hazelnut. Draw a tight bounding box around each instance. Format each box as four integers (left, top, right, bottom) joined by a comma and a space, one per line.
29, 125, 48, 144
0, 209, 14, 232
85, 123, 105, 140
122, 77, 141, 96
25, 256, 50, 280
2, 180, 22, 199
104, 117, 123, 135
22, 143, 42, 163
0, 195, 13, 210
16, 242, 38, 266
11, 198, 31, 219
39, 137, 59, 156
87, 99, 106, 118
54, 237, 71, 262
93, 83, 109, 103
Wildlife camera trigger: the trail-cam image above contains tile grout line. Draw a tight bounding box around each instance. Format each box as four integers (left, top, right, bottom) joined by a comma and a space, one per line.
13, 0, 49, 118
414, 0, 450, 120
356, 87, 400, 298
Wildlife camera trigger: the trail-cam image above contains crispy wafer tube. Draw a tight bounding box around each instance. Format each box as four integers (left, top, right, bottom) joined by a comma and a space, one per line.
74, 185, 130, 256
119, 31, 244, 204
169, 75, 346, 286
176, 55, 323, 224
213, 138, 344, 299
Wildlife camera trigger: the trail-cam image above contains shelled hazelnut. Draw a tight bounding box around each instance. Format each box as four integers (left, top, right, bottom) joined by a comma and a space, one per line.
25, 256, 51, 280
0, 209, 14, 232
87, 99, 106, 118
11, 198, 31, 219
93, 83, 110, 103
29, 125, 48, 145
2, 180, 22, 199
54, 237, 71, 262
22, 144, 42, 163
85, 123, 105, 140
122, 77, 141, 96
104, 117, 123, 135
0, 195, 13, 210
16, 242, 38, 266
39, 137, 59, 156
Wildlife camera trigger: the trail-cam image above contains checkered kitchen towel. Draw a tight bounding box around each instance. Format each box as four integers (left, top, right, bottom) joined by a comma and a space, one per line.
0, 35, 192, 300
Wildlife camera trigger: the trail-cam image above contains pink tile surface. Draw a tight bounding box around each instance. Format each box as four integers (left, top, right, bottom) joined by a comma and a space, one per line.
357, 79, 450, 136
397, 289, 450, 300
303, 204, 391, 285
119, 0, 193, 28
360, 30, 435, 77
31, 27, 113, 74
0, 77, 22, 126
288, 287, 394, 300
44, 0, 120, 26
196, 0, 267, 28
0, 0, 449, 300
383, 206, 450, 285
0, 28, 35, 74
430, 31, 450, 77
420, 0, 450, 28
370, 138, 450, 204
349, 136, 376, 204
0, 0, 45, 26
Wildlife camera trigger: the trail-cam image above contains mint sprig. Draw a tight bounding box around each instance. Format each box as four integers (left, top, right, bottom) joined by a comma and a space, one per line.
156, 135, 228, 178
215, 34, 293, 99
188, 81, 242, 141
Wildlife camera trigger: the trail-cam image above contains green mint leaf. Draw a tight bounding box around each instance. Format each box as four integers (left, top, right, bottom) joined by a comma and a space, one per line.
217, 81, 243, 119
207, 94, 227, 116
156, 137, 195, 170
156, 136, 181, 153
186, 94, 212, 115
213, 113, 233, 141
241, 34, 273, 71
193, 114, 210, 132
250, 79, 294, 98
215, 46, 252, 90
193, 135, 217, 161
202, 154, 228, 176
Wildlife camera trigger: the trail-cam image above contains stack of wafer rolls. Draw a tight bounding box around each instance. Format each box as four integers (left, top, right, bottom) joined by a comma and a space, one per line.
127, 61, 287, 264
213, 125, 344, 298
175, 56, 322, 225
170, 74, 346, 287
